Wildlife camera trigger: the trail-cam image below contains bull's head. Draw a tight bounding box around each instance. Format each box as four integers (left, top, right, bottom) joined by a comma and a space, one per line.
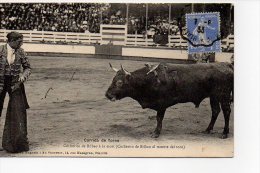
105, 63, 132, 101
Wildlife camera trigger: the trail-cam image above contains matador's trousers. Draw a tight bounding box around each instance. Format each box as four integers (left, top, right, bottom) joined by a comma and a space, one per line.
0, 76, 29, 153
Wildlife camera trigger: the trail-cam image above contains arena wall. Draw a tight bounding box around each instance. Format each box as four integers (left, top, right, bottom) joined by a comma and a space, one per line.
0, 42, 232, 63
24, 43, 95, 55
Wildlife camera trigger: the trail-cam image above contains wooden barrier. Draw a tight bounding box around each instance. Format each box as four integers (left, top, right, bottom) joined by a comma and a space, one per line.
0, 29, 234, 50
0, 29, 101, 44
100, 24, 127, 45
221, 34, 234, 50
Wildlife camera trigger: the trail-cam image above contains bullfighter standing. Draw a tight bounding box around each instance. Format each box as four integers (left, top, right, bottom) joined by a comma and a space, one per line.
0, 31, 31, 153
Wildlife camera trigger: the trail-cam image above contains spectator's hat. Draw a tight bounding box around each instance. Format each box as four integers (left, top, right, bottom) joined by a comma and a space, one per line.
7, 31, 23, 41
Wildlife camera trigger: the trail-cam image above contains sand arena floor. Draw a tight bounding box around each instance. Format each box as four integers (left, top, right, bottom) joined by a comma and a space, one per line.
0, 56, 233, 157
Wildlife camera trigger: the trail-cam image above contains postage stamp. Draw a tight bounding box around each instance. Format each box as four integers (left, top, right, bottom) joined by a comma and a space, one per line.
186, 12, 221, 54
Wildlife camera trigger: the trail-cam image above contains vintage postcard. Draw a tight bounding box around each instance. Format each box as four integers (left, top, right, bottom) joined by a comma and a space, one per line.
0, 2, 234, 157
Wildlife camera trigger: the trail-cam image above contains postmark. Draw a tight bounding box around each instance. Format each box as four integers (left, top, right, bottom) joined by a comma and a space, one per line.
186, 12, 221, 54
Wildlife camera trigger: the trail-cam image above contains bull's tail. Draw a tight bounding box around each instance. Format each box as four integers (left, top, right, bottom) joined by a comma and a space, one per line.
230, 72, 234, 104
230, 87, 234, 103
228, 63, 234, 104
228, 63, 234, 70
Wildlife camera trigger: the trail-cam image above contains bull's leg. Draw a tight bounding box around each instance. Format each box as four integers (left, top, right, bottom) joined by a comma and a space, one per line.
205, 97, 220, 134
220, 99, 231, 139
151, 109, 166, 138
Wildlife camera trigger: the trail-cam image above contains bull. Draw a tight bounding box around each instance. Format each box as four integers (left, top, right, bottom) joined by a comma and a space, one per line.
105, 62, 233, 139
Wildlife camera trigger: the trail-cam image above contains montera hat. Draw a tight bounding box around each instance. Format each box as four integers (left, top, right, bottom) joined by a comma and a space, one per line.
7, 31, 23, 41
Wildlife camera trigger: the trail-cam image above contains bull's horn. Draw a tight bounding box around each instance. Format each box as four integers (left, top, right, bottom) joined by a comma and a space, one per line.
109, 63, 119, 72
147, 64, 159, 75
121, 65, 131, 75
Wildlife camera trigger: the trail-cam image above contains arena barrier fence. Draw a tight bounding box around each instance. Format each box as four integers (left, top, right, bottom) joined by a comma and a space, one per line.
0, 28, 234, 50
100, 24, 127, 45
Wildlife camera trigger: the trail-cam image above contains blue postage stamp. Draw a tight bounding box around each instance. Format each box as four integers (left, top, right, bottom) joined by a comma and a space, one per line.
186, 12, 221, 54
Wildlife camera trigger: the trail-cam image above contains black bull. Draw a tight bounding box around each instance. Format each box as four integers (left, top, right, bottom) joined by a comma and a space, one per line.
105, 63, 233, 139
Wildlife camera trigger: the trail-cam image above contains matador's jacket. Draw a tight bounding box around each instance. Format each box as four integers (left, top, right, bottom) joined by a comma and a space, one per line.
0, 44, 31, 91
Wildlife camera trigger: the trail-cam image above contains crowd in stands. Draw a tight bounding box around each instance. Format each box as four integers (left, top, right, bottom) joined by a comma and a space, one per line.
0, 3, 182, 36
0, 3, 232, 38
0, 3, 104, 33
146, 17, 181, 37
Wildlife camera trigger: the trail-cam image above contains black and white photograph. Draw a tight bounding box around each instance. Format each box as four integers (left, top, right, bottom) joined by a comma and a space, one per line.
0, 2, 235, 157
